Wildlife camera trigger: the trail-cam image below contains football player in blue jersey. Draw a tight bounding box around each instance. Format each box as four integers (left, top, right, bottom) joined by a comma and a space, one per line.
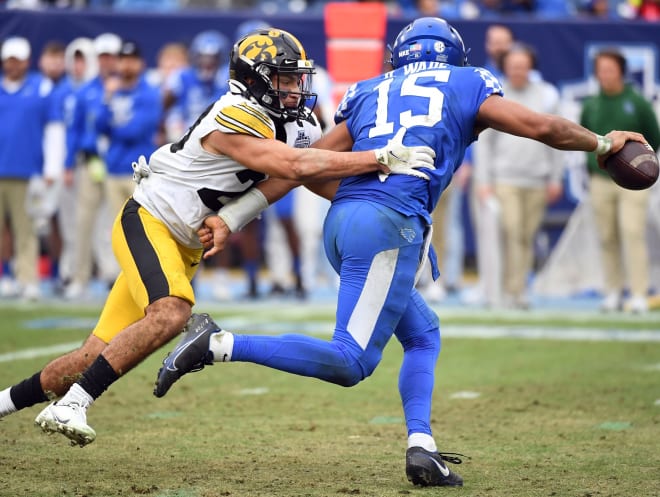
153, 18, 652, 487
0, 29, 430, 450
163, 30, 230, 140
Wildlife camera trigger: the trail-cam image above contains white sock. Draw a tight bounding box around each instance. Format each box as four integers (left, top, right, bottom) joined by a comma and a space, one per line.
0, 387, 17, 417
58, 383, 94, 408
209, 331, 234, 362
408, 433, 437, 452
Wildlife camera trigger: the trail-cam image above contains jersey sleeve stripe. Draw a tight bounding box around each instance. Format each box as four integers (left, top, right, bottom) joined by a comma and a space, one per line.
237, 102, 271, 127
215, 105, 274, 139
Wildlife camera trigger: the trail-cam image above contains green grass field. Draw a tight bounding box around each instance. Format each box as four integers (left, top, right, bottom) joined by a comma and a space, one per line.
0, 301, 658, 497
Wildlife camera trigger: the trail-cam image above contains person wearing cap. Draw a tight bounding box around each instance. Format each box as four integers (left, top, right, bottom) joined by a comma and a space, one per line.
64, 32, 122, 300
36, 38, 99, 294
0, 36, 66, 301
36, 41, 73, 289
93, 40, 162, 219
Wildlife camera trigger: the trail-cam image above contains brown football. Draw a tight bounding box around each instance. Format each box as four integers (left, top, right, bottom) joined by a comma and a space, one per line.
604, 141, 659, 190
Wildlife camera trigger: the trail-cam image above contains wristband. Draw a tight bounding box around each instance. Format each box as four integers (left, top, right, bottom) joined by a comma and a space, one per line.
216, 187, 269, 233
594, 134, 612, 155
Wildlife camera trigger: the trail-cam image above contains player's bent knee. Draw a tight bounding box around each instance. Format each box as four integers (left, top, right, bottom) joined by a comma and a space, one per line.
326, 360, 373, 387
145, 297, 192, 343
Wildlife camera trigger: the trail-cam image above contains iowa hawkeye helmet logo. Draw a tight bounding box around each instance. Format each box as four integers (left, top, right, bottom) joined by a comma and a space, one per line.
238, 29, 308, 63
239, 33, 278, 62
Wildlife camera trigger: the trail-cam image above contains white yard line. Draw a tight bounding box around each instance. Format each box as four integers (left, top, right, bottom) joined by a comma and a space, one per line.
0, 341, 81, 363
2, 322, 658, 365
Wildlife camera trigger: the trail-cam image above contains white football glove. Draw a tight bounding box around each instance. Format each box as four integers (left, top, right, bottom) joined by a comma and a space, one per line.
374, 128, 436, 181
132, 155, 151, 184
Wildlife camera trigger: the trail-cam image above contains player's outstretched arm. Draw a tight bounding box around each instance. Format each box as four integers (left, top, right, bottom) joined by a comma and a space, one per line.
475, 95, 648, 159
202, 122, 435, 182
202, 124, 377, 181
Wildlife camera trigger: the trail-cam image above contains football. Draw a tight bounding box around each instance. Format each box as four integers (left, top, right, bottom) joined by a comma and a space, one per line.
604, 140, 659, 190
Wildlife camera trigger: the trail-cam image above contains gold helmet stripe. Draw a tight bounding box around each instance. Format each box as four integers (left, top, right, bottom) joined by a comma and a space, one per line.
281, 30, 307, 61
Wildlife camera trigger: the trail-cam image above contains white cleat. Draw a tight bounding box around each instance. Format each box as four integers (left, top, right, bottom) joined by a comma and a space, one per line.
35, 401, 96, 447
600, 292, 622, 312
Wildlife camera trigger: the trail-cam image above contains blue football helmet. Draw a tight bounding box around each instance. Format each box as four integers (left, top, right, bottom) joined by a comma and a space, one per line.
190, 30, 229, 59
234, 20, 271, 43
390, 17, 468, 69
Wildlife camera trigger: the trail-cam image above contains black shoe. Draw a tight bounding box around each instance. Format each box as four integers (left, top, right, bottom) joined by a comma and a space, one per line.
153, 313, 218, 398
268, 283, 287, 296
405, 447, 464, 487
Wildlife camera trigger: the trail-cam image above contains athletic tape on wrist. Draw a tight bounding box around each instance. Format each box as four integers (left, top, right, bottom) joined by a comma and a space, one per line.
374, 148, 388, 167
594, 134, 613, 155
217, 187, 269, 233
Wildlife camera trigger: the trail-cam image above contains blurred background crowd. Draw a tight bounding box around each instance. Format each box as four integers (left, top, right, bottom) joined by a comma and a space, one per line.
2, 0, 660, 20
0, 3, 659, 313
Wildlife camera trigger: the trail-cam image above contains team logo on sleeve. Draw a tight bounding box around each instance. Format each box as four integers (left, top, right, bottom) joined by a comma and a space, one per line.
474, 67, 504, 94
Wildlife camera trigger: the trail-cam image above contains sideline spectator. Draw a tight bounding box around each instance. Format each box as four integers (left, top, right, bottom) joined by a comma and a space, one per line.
0, 36, 65, 300
64, 32, 123, 300
37, 41, 69, 288
145, 41, 189, 145
482, 23, 513, 79
580, 49, 660, 313
474, 43, 564, 309
162, 30, 229, 141
94, 40, 162, 216
53, 37, 98, 291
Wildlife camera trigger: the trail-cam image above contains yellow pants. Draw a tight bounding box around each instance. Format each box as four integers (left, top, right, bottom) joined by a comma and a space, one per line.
93, 198, 203, 343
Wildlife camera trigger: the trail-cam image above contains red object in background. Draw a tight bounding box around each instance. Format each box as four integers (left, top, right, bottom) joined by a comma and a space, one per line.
324, 2, 388, 109
638, 0, 660, 20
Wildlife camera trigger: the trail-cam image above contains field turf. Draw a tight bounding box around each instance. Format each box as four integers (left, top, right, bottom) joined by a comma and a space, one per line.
0, 301, 658, 497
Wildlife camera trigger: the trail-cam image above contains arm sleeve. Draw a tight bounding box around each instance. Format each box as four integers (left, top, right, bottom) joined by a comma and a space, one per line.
43, 121, 66, 179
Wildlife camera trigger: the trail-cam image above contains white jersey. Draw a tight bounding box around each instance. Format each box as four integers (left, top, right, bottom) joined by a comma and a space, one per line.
133, 88, 322, 248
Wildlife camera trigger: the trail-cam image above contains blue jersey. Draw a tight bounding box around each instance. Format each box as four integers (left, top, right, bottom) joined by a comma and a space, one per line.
0, 72, 61, 178
49, 75, 80, 169
167, 67, 228, 128
334, 62, 503, 223
71, 76, 106, 158
95, 76, 162, 175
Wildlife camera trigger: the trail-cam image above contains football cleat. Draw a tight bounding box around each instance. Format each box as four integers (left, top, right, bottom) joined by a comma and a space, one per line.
35, 400, 96, 447
153, 313, 218, 398
405, 447, 464, 487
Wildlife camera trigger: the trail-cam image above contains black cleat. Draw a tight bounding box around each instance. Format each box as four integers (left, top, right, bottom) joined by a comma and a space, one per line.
154, 313, 218, 398
405, 447, 464, 487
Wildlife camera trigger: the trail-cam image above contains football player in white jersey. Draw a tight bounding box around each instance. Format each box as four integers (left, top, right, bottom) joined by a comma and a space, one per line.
0, 28, 435, 446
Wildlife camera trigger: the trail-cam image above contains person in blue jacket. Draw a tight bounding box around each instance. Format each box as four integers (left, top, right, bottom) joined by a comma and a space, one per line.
0, 36, 65, 301
94, 40, 162, 217
64, 32, 123, 300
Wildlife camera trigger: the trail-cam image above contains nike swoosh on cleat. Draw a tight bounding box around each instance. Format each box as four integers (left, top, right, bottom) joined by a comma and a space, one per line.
429, 457, 450, 477
51, 409, 72, 424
